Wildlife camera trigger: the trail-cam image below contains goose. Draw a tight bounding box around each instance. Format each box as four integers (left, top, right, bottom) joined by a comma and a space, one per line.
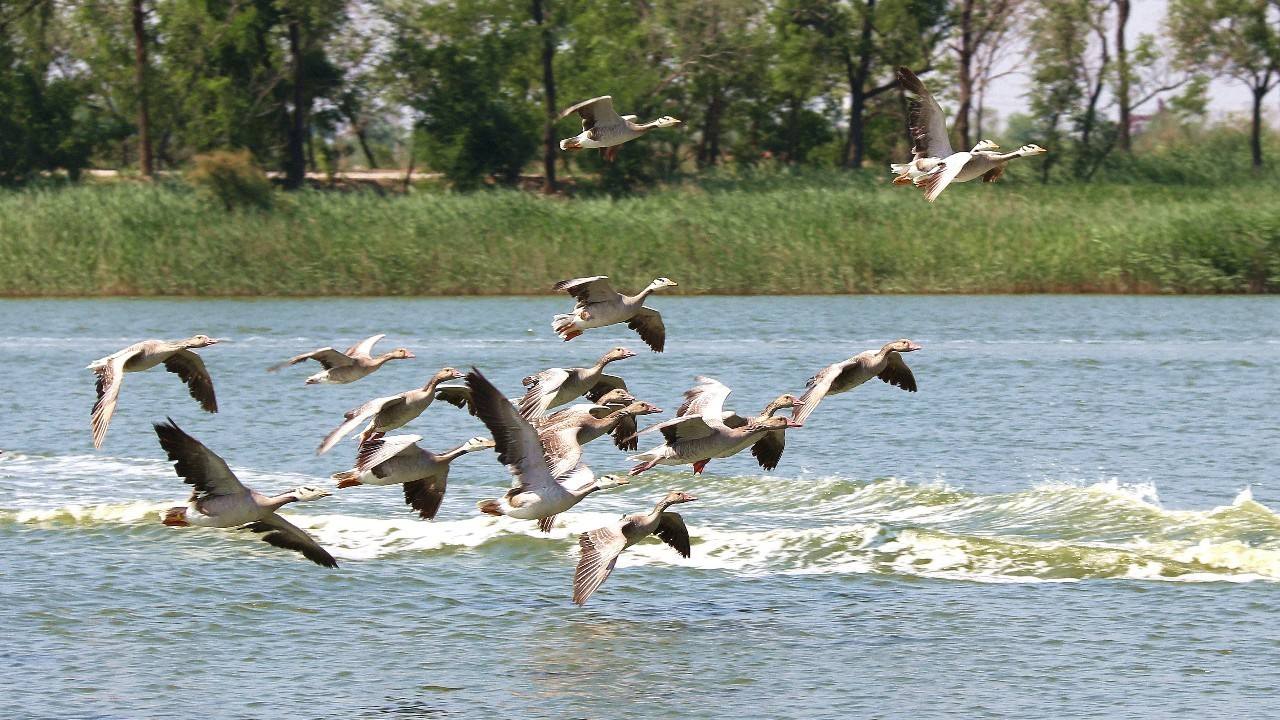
712, 393, 804, 472
558, 96, 683, 162
268, 334, 415, 385
88, 334, 222, 449
551, 276, 677, 351
467, 368, 630, 532
316, 367, 470, 455
891, 138, 1000, 185
792, 339, 921, 425
537, 388, 646, 452
573, 490, 696, 605
331, 436, 495, 520
538, 399, 664, 477
518, 347, 636, 419
893, 66, 1046, 201
154, 418, 337, 568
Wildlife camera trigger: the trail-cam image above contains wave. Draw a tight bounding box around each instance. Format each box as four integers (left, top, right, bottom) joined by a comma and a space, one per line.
5, 479, 1279, 583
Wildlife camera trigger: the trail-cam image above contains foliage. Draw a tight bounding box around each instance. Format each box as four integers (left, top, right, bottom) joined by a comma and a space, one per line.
186, 150, 273, 211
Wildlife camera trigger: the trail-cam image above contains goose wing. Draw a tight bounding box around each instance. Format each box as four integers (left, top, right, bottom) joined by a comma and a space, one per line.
585, 374, 627, 402
519, 367, 571, 419
634, 415, 717, 445
553, 276, 617, 305
433, 385, 476, 415
317, 394, 402, 455
241, 514, 337, 568
90, 351, 135, 449
402, 474, 448, 520
878, 352, 918, 392
345, 334, 386, 358
627, 307, 666, 352
751, 430, 786, 471
916, 154, 969, 203
153, 418, 247, 500
539, 422, 587, 478
611, 413, 640, 451
676, 376, 732, 423
792, 363, 843, 425
655, 512, 692, 558
354, 434, 422, 473
467, 369, 558, 493
558, 96, 622, 132
162, 350, 218, 414
897, 66, 953, 159
574, 526, 627, 605
268, 347, 352, 372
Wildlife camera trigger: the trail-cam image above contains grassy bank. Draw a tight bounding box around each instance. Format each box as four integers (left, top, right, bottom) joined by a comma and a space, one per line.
1, 175, 1277, 295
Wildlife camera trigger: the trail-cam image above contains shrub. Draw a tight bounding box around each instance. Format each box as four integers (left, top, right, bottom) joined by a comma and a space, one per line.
186, 150, 273, 211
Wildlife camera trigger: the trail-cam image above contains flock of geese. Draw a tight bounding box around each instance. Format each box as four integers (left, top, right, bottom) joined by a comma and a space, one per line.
80, 66, 1024, 604
88, 275, 922, 605
559, 67, 1045, 201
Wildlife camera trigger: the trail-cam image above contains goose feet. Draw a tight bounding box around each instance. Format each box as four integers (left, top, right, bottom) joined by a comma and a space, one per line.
692, 459, 709, 474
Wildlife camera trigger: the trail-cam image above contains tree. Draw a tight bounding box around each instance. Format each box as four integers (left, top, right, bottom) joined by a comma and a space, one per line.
532, 0, 558, 193
1168, 0, 1280, 168
131, 0, 153, 176
950, 0, 1023, 149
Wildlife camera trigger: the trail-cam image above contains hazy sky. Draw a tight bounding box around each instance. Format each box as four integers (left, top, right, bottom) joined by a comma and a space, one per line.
982, 0, 1260, 125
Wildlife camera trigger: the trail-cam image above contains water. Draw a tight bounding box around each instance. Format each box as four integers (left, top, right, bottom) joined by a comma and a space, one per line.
2, 295, 1278, 718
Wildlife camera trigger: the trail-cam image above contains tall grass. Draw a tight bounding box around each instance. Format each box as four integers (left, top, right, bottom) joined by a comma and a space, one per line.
0, 175, 1276, 295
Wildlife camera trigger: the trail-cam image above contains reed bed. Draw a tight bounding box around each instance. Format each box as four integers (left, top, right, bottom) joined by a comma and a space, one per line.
1, 177, 1276, 295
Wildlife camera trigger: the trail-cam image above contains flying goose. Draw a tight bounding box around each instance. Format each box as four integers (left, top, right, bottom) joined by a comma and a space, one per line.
268, 334, 415, 384
537, 387, 644, 452
154, 419, 337, 568
88, 335, 223, 448
558, 96, 683, 161
331, 435, 495, 520
538, 399, 664, 477
628, 377, 800, 475
518, 347, 636, 419
551, 276, 677, 351
893, 66, 1046, 201
316, 367, 470, 455
714, 393, 804, 472
573, 490, 696, 605
792, 339, 921, 425
467, 368, 630, 532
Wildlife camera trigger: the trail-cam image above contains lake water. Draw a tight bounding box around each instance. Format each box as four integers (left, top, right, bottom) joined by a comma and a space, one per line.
2, 295, 1278, 718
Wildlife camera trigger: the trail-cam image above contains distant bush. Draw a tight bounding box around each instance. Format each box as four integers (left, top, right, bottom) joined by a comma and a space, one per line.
186, 150, 273, 211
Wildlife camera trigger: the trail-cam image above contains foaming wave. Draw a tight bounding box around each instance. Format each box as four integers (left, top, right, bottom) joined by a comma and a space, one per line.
5, 479, 1280, 583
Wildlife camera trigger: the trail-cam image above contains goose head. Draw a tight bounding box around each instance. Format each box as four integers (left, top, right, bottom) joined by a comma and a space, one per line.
184, 334, 223, 348
768, 393, 803, 414
290, 485, 332, 502
747, 416, 800, 433
884, 338, 923, 354
596, 388, 638, 406
594, 474, 631, 491
972, 139, 1000, 152
600, 346, 637, 364
620, 401, 663, 416
650, 116, 683, 129
647, 277, 679, 292
462, 436, 496, 453
432, 366, 465, 383
660, 490, 698, 506
1018, 144, 1047, 156
386, 348, 416, 361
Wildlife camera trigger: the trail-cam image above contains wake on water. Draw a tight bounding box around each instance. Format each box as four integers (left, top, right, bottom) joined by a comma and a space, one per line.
6, 461, 1280, 584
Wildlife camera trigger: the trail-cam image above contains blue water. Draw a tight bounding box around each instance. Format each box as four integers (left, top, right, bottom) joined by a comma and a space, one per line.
2, 295, 1278, 718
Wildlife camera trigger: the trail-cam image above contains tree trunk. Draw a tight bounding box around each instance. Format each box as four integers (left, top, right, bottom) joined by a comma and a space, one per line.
130, 0, 152, 178
355, 125, 377, 168
954, 0, 974, 150
697, 88, 724, 168
284, 19, 306, 190
533, 0, 558, 194
1115, 0, 1131, 152
844, 0, 876, 169
1251, 85, 1265, 170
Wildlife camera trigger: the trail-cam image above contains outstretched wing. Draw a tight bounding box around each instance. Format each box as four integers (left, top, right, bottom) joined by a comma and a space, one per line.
676, 376, 733, 422
241, 514, 338, 568
433, 385, 476, 415
878, 352, 918, 392
519, 367, 571, 419
163, 350, 218, 414
268, 347, 352, 372
632, 415, 716, 445
792, 363, 841, 425
316, 394, 401, 455
897, 66, 953, 159
153, 418, 247, 501
558, 96, 622, 133
467, 369, 558, 493
90, 352, 134, 449
354, 434, 422, 473
627, 307, 666, 352
585, 374, 627, 402
345, 334, 386, 358
654, 512, 691, 558
553, 276, 617, 305
574, 526, 627, 605
402, 476, 448, 520
751, 430, 787, 471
